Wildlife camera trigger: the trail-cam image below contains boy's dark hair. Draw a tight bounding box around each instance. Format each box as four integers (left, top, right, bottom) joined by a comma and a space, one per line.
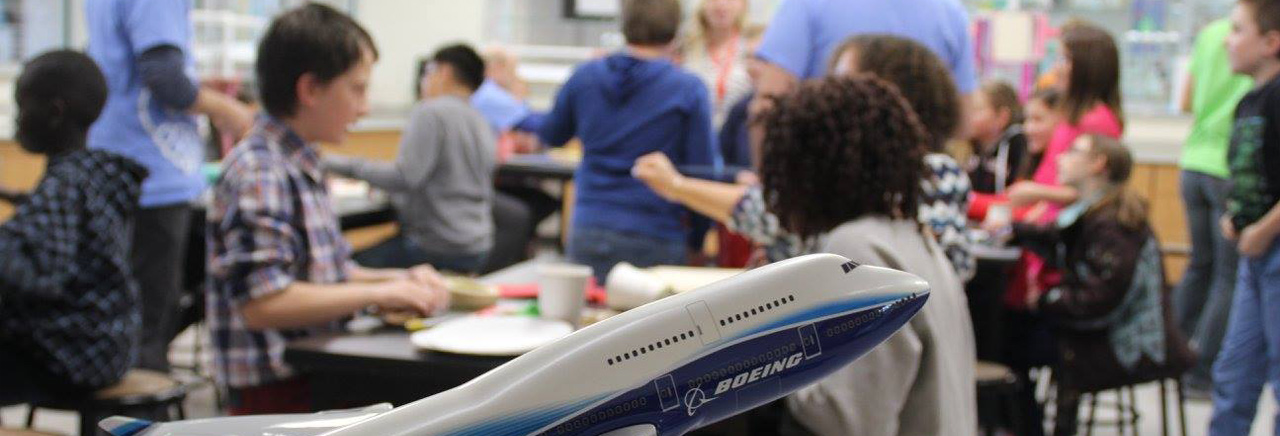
622, 0, 682, 46
433, 44, 486, 92
15, 50, 107, 155
256, 3, 378, 118
759, 75, 928, 239
1241, 0, 1280, 41
829, 35, 962, 152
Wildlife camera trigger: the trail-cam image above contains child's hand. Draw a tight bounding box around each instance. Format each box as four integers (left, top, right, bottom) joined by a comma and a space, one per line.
372, 279, 446, 316
1238, 224, 1276, 258
1025, 282, 1043, 311
1221, 215, 1238, 241
407, 264, 446, 289
1007, 181, 1043, 207
407, 264, 450, 315
632, 152, 683, 201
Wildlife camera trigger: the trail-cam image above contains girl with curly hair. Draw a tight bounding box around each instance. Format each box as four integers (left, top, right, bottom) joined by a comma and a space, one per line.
762, 75, 976, 436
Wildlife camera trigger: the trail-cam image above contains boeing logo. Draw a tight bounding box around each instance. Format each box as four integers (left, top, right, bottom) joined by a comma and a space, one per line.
713, 352, 806, 396
683, 387, 717, 416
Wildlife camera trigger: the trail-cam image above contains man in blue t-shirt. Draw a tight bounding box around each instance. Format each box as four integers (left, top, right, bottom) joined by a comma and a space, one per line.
538, 0, 721, 282
752, 0, 978, 101
85, 0, 254, 372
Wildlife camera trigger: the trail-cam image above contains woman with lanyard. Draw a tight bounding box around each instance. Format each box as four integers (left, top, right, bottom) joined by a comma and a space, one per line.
680, 0, 758, 130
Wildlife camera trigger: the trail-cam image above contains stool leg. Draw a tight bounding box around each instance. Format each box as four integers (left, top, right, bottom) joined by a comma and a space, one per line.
1115, 389, 1127, 436
1128, 386, 1141, 436
1084, 393, 1098, 436
24, 406, 36, 428
1159, 379, 1170, 436
80, 408, 100, 436
1175, 379, 1188, 436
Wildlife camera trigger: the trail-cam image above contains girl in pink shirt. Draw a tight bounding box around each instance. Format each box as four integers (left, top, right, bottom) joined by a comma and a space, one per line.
1010, 21, 1125, 224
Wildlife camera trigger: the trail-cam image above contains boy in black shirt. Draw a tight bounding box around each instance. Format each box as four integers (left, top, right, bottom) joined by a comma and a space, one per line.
0, 51, 148, 405
1209, 0, 1280, 433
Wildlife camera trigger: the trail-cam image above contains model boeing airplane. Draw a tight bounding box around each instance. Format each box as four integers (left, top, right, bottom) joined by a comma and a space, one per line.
103, 253, 929, 436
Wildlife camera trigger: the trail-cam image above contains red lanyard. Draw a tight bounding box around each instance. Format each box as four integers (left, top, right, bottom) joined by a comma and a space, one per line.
709, 35, 740, 105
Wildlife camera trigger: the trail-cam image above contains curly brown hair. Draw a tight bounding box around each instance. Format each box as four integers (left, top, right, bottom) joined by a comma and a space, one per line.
759, 75, 929, 239
828, 34, 962, 151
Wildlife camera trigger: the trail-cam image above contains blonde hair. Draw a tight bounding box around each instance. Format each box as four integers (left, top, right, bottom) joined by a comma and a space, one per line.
680, 0, 753, 53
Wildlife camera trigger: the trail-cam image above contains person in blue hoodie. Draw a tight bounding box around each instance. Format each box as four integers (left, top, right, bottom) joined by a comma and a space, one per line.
538, 0, 721, 281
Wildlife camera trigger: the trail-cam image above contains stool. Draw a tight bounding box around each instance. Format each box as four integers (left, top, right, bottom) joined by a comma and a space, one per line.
25, 370, 191, 436
976, 361, 1023, 436
1076, 378, 1188, 436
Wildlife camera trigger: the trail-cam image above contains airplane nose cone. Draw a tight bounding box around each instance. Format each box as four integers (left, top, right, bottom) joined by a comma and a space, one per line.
850, 264, 931, 300
880, 267, 929, 296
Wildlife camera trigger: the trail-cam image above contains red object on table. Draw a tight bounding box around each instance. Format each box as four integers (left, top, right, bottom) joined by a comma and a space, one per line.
496, 277, 608, 304
717, 225, 753, 268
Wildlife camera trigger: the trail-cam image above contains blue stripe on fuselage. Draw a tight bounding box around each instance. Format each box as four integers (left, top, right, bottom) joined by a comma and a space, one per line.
440, 293, 924, 436
533, 293, 928, 436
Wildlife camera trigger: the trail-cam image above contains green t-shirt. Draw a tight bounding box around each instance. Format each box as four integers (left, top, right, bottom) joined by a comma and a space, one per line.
1183, 19, 1255, 178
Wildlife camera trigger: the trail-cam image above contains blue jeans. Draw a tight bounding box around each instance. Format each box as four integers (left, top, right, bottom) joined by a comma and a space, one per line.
1209, 236, 1280, 436
1174, 170, 1239, 385
353, 233, 488, 274
567, 227, 686, 283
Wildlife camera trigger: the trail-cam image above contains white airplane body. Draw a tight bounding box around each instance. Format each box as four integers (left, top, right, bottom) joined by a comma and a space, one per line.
105, 253, 930, 436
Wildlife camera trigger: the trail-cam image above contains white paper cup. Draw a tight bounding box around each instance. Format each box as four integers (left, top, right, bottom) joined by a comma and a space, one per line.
606, 262, 669, 310
538, 263, 592, 327
986, 204, 1013, 227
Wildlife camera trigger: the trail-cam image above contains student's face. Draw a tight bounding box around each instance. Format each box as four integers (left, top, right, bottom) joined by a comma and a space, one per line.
967, 92, 1005, 145
307, 49, 374, 144
1057, 136, 1099, 187
1024, 99, 1059, 153
421, 62, 451, 99
1227, 3, 1280, 76
702, 0, 745, 32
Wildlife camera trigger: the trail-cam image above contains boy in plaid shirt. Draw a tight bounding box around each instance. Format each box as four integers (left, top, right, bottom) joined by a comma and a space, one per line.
206, 4, 449, 415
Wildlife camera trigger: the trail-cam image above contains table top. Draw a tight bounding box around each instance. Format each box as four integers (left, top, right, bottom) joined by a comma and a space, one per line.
971, 244, 1023, 263
496, 154, 577, 181
284, 257, 553, 372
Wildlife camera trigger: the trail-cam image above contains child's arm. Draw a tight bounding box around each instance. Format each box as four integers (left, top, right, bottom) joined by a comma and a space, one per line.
323, 105, 441, 193
1237, 202, 1280, 257
239, 278, 444, 330
633, 152, 746, 223
0, 177, 79, 299
536, 71, 580, 148
1007, 181, 1079, 207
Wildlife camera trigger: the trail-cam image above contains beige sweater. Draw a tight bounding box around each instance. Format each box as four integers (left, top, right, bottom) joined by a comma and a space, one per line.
787, 217, 977, 436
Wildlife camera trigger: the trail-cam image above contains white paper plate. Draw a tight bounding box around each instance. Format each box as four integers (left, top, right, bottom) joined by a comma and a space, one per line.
410, 315, 573, 356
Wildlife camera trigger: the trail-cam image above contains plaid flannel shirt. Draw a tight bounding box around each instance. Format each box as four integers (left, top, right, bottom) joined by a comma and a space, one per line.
206, 116, 352, 388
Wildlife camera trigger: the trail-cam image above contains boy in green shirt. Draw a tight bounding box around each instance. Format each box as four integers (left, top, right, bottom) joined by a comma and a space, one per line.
1209, 0, 1280, 433
1174, 17, 1253, 396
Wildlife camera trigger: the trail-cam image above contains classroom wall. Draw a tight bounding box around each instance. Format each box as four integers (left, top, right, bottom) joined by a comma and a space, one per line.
358, 0, 487, 112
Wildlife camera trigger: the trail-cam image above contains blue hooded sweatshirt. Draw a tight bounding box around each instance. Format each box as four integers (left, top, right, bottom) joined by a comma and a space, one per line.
539, 53, 720, 242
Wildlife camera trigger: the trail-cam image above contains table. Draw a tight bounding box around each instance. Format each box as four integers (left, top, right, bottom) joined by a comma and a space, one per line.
284, 259, 547, 408
496, 154, 577, 181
